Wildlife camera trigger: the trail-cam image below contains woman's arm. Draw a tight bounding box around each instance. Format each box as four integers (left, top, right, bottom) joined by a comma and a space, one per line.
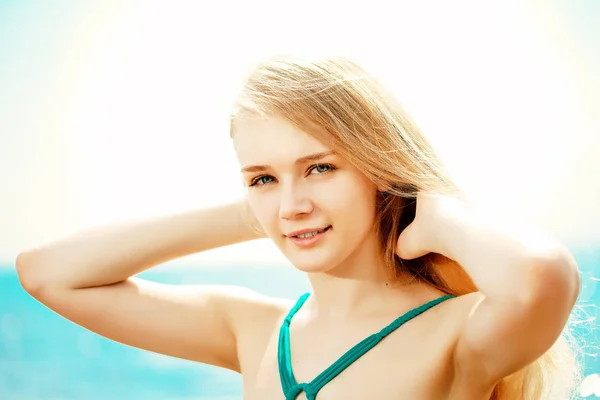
17, 201, 262, 291
15, 201, 274, 372
434, 204, 580, 384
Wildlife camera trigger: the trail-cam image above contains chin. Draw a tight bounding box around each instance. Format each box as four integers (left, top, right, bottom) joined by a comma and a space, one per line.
284, 249, 342, 274
291, 260, 332, 273
276, 231, 363, 274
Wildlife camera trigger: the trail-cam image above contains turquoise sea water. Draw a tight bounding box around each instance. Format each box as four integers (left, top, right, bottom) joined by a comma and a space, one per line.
0, 249, 598, 399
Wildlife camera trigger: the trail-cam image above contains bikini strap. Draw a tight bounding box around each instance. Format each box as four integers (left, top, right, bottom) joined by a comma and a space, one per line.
278, 293, 455, 400
308, 294, 455, 394
278, 292, 311, 398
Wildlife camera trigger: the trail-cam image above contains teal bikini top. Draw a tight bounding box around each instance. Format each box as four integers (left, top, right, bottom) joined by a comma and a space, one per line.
277, 293, 455, 400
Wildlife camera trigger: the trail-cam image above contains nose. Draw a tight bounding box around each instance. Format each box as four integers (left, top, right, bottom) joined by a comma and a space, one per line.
279, 181, 313, 220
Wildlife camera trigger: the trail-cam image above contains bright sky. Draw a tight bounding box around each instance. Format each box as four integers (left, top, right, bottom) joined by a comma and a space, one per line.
1, 0, 599, 267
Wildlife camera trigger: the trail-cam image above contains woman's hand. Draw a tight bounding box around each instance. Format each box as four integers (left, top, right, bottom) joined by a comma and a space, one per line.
396, 192, 471, 260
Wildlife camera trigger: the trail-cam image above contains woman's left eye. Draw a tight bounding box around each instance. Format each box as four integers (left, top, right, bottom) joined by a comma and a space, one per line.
309, 163, 335, 175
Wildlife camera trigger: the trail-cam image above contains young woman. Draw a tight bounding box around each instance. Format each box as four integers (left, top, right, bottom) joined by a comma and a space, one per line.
16, 55, 581, 399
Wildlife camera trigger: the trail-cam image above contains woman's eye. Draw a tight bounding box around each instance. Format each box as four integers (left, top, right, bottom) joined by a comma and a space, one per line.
250, 175, 274, 186
310, 163, 335, 175
250, 164, 335, 187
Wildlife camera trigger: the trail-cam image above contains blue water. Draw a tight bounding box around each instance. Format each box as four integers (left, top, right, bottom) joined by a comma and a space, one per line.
0, 249, 598, 400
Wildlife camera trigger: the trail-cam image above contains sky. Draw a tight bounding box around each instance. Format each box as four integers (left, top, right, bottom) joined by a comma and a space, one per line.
1, 0, 599, 268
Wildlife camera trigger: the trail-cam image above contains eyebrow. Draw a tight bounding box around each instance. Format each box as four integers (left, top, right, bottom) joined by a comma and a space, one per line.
241, 150, 336, 173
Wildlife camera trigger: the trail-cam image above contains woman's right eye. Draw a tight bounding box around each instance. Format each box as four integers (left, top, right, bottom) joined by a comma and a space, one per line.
250, 175, 275, 187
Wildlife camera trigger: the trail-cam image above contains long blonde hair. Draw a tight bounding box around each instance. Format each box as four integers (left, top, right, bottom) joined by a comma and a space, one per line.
230, 54, 581, 399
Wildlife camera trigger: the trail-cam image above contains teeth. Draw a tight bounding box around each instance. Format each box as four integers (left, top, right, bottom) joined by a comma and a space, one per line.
297, 231, 319, 239
296, 228, 327, 239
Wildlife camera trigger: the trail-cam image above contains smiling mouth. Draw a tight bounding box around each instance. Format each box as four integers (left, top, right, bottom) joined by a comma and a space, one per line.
290, 226, 331, 239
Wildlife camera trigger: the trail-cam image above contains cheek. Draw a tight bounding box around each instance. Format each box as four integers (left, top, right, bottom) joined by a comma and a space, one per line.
328, 179, 378, 220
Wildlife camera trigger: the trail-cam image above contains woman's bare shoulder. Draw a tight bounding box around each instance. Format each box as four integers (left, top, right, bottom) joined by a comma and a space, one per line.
225, 287, 297, 327
226, 289, 298, 371
439, 291, 486, 326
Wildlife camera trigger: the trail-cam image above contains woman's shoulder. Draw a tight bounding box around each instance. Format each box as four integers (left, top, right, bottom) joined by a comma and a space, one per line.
412, 291, 486, 346
225, 289, 299, 369
437, 291, 485, 324
222, 287, 298, 330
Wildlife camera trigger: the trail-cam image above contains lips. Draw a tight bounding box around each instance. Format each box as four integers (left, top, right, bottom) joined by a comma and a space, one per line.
286, 226, 332, 248
286, 226, 332, 238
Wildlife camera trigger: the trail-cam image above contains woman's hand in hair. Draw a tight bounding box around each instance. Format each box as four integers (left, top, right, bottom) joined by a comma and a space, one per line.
396, 192, 471, 260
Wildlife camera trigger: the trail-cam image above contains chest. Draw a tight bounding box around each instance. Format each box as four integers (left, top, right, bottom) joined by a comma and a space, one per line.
241, 316, 456, 400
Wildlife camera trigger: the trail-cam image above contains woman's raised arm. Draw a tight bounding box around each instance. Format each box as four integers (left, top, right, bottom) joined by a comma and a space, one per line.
15, 201, 276, 371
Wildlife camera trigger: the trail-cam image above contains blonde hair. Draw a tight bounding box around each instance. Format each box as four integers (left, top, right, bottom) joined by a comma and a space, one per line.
230, 54, 581, 399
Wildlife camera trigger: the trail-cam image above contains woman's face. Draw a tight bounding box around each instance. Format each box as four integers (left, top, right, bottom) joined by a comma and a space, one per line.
232, 114, 381, 273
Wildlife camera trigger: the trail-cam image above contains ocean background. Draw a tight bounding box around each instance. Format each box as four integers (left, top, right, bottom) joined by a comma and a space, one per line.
0, 248, 598, 400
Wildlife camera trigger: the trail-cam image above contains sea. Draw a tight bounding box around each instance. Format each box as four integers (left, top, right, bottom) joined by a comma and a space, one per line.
0, 249, 598, 400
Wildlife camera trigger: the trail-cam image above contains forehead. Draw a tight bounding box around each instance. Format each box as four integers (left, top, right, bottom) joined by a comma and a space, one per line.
232, 114, 331, 166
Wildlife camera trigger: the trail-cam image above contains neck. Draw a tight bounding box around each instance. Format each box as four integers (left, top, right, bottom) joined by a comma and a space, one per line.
304, 235, 436, 321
